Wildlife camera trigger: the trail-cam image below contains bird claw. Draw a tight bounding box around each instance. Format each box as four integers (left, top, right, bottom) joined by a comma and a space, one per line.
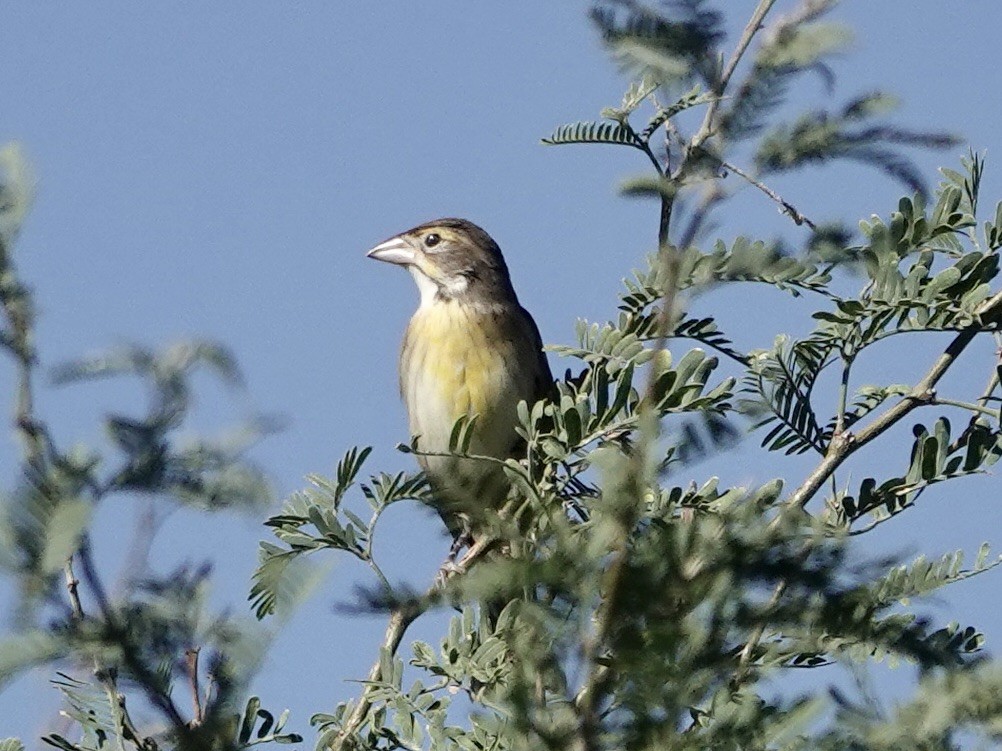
435, 529, 475, 586
435, 559, 462, 587
448, 529, 474, 562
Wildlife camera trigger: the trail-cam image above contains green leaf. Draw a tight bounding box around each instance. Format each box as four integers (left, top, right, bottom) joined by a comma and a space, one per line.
847, 419, 1002, 525
640, 84, 717, 139
756, 96, 957, 197
872, 547, 1002, 606
39, 498, 90, 574
620, 175, 679, 201
542, 121, 642, 148
335, 446, 372, 503
448, 414, 480, 454
600, 75, 659, 123
0, 142, 34, 245
239, 696, 262, 744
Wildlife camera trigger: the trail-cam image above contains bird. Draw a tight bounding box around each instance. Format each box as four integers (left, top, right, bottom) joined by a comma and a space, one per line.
367, 218, 553, 554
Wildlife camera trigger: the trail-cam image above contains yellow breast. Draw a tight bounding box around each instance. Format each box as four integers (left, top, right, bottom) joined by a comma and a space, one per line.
404, 300, 494, 419
400, 298, 530, 465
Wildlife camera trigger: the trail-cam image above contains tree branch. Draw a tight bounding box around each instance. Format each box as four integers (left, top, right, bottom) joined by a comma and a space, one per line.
833, 358, 854, 439
692, 0, 777, 149
931, 396, 1001, 420
786, 290, 1002, 510
329, 536, 495, 751
573, 7, 784, 741
186, 647, 204, 727
719, 158, 818, 229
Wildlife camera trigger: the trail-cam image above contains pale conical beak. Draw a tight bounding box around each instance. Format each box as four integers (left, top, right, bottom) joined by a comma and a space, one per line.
366, 236, 415, 266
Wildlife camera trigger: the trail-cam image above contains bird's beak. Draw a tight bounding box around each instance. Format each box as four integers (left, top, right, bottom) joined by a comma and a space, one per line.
366, 236, 415, 266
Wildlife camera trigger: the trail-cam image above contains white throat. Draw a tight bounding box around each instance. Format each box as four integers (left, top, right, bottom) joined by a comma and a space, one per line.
409, 266, 440, 309
408, 266, 468, 308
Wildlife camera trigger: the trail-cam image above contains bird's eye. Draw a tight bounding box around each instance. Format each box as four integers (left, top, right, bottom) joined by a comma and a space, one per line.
424, 233, 441, 248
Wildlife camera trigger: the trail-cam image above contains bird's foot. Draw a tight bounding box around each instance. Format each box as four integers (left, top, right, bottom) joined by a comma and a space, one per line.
448, 529, 474, 563
434, 530, 474, 587
434, 560, 461, 588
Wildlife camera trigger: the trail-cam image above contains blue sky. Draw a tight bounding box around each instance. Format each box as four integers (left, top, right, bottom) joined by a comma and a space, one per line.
3, 1, 1002, 743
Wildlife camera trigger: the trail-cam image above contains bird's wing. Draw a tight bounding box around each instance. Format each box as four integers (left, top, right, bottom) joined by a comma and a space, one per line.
518, 305, 555, 404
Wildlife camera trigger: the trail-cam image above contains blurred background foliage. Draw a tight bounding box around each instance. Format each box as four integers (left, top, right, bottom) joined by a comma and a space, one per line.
4, 2, 1002, 750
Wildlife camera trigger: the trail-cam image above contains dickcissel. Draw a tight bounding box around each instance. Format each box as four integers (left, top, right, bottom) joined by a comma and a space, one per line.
367, 218, 552, 548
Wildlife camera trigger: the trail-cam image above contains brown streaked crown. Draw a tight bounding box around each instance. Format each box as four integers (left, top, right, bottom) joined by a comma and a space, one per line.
402, 218, 518, 304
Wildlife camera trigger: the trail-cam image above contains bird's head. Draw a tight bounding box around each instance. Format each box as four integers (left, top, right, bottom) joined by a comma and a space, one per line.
366, 218, 517, 307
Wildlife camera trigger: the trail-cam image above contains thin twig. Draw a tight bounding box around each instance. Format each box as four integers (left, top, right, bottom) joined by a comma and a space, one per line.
364, 506, 394, 592
635, 126, 666, 179
65, 558, 85, 621
692, 0, 777, 149
976, 336, 1001, 420
718, 159, 818, 230
669, 0, 776, 249
833, 358, 854, 438
186, 647, 204, 727
676, 181, 726, 254
78, 535, 113, 620
931, 396, 1001, 420
733, 580, 787, 684
1, 234, 52, 489
66, 510, 135, 751
329, 535, 495, 751
80, 532, 189, 729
